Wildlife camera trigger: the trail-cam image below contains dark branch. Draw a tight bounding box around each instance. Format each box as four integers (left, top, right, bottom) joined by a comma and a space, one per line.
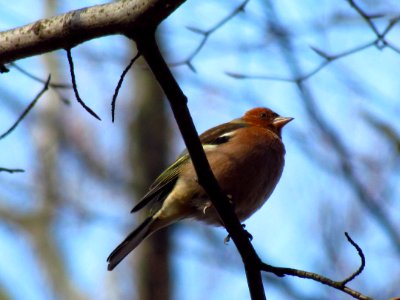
111, 51, 141, 122
0, 167, 25, 173
260, 233, 371, 300
340, 232, 366, 285
347, 0, 400, 54
347, 0, 380, 36
0, 75, 51, 140
65, 48, 101, 121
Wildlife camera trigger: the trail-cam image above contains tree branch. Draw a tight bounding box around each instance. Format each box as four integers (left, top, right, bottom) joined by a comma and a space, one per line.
0, 167, 25, 173
0, 0, 185, 66
261, 233, 371, 300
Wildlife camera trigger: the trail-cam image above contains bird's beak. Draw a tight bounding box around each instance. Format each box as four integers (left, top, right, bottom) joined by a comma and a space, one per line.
273, 117, 294, 129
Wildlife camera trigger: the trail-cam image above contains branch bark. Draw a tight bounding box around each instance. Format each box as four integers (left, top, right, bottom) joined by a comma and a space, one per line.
0, 0, 185, 66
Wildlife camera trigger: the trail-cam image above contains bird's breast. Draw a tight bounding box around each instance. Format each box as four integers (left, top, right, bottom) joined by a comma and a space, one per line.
193, 127, 286, 224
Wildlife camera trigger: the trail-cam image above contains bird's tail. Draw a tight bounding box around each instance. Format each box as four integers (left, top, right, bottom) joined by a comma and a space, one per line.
107, 216, 155, 271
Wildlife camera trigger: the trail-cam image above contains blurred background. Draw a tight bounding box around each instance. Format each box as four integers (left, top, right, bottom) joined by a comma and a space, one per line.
0, 0, 399, 299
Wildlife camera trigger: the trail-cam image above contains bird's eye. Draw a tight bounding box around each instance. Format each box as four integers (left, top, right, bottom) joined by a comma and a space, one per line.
260, 112, 267, 118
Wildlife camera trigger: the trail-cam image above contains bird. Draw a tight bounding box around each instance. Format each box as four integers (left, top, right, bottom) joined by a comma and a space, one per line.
107, 107, 293, 270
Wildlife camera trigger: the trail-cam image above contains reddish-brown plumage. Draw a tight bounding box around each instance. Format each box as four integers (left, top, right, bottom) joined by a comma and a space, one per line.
107, 107, 293, 270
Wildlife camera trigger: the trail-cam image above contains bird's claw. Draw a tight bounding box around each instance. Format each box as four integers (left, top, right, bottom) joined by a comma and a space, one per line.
223, 224, 253, 244
241, 223, 253, 241
224, 234, 231, 244
245, 229, 253, 241
202, 202, 212, 214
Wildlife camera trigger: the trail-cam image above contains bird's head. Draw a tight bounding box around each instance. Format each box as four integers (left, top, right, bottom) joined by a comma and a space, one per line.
242, 107, 293, 137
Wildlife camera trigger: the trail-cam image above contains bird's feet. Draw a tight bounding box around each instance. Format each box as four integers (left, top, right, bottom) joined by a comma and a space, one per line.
224, 224, 253, 244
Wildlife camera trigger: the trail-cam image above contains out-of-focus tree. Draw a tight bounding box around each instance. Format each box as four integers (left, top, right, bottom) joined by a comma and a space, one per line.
126, 43, 173, 299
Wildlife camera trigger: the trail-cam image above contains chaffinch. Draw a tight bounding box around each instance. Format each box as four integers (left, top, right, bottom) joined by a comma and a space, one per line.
107, 107, 292, 270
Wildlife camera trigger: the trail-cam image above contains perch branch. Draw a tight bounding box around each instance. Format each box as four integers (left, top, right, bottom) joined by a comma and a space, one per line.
133, 30, 266, 300
0, 0, 185, 66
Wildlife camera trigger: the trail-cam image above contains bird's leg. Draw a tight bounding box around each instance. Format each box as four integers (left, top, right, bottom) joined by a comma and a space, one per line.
242, 224, 253, 241
224, 224, 253, 244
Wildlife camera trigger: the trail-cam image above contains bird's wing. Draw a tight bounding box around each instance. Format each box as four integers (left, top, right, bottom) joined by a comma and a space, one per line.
198, 119, 248, 145
131, 120, 248, 213
131, 154, 188, 213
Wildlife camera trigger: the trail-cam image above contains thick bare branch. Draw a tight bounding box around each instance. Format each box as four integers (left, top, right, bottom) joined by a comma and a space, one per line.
0, 0, 185, 66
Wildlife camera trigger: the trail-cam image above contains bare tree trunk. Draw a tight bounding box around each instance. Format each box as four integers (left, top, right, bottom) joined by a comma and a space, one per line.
25, 1, 86, 299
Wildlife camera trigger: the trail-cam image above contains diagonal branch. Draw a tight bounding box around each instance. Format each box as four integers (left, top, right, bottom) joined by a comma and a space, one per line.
0, 75, 51, 140
133, 30, 266, 300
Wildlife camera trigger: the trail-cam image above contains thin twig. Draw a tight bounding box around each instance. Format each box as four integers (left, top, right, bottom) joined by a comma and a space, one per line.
65, 48, 101, 120
347, 0, 380, 36
0, 167, 25, 173
171, 0, 249, 71
111, 51, 141, 122
228, 2, 400, 83
260, 233, 371, 300
9, 62, 71, 105
0, 75, 51, 140
341, 232, 366, 285
9, 62, 71, 89
226, 41, 375, 83
381, 17, 400, 37
261, 262, 372, 300
347, 0, 400, 55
